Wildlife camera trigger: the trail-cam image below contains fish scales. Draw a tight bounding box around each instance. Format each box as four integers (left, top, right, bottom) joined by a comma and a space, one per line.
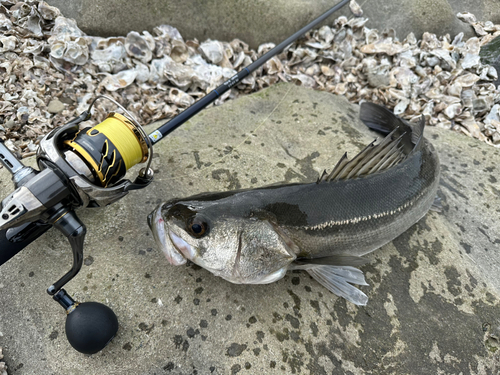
149, 102, 441, 305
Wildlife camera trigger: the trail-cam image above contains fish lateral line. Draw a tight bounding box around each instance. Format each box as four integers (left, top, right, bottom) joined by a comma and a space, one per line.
289, 195, 420, 232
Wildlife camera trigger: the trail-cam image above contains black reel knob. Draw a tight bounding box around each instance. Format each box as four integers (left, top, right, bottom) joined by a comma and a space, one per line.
66, 302, 119, 354
54, 289, 118, 354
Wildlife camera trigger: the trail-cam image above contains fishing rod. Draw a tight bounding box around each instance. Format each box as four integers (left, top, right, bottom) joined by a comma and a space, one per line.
0, 0, 350, 354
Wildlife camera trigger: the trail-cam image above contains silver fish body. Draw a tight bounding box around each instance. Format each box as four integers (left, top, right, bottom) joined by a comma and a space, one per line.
148, 103, 440, 305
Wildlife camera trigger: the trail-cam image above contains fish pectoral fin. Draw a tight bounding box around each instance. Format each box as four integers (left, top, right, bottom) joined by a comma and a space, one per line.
305, 265, 369, 306
293, 254, 369, 267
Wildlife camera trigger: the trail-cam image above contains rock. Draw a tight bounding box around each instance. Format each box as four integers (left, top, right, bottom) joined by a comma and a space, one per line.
480, 35, 500, 86
4, 120, 15, 129
0, 84, 498, 373
58, 95, 75, 105
47, 99, 65, 113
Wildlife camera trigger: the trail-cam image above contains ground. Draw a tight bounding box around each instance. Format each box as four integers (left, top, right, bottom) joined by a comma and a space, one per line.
0, 83, 499, 374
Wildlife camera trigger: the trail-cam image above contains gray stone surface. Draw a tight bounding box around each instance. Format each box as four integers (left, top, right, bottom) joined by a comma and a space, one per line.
47, 0, 498, 48
480, 36, 500, 86
0, 83, 499, 374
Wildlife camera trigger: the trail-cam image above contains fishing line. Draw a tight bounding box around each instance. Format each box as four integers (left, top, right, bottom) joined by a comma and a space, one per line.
162, 85, 293, 183
65, 112, 149, 187
198, 85, 294, 171
92, 113, 146, 170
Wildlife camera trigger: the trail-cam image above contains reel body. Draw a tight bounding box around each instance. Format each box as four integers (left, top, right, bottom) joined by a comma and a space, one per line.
0, 96, 153, 353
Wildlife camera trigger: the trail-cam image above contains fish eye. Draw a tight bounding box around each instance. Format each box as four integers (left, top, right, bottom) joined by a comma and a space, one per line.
187, 216, 208, 238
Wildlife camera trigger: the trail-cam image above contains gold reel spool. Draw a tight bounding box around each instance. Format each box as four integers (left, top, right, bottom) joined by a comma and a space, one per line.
64, 96, 152, 187
93, 113, 148, 169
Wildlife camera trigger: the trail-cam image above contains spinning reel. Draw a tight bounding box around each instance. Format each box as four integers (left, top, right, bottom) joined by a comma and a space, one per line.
0, 0, 349, 354
0, 96, 154, 354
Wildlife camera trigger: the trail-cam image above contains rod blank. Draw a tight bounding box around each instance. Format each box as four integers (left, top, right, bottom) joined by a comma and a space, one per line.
149, 0, 350, 144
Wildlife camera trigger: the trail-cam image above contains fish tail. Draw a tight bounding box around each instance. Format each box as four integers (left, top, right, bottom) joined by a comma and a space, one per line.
360, 102, 425, 155
306, 265, 369, 306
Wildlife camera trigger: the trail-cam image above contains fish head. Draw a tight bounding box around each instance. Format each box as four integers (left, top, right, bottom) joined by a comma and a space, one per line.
148, 200, 297, 284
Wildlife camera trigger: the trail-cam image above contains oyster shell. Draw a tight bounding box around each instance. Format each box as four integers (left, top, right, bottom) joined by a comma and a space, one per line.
361, 38, 407, 56
38, 1, 61, 20
90, 37, 127, 73
100, 69, 139, 91
349, 0, 363, 17
0, 36, 16, 52
125, 31, 154, 63
0, 0, 499, 156
48, 17, 89, 67
199, 40, 225, 65
0, 14, 12, 29
169, 88, 195, 107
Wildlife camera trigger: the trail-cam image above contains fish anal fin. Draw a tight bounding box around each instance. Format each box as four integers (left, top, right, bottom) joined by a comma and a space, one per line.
306, 265, 369, 306
430, 196, 443, 212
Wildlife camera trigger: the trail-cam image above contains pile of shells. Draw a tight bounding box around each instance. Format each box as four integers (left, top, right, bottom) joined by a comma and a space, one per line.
0, 1, 500, 159
0, 347, 6, 375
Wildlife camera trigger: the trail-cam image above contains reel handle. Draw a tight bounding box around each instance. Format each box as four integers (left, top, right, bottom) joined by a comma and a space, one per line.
47, 209, 86, 295
47, 210, 119, 354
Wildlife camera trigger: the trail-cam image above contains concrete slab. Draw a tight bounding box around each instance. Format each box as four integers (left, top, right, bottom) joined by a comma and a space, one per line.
0, 83, 499, 374
46, 0, 498, 48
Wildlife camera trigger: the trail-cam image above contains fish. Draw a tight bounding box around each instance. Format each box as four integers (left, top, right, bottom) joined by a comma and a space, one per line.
148, 102, 440, 305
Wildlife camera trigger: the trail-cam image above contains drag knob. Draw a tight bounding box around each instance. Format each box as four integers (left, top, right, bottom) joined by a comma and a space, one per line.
65, 302, 119, 354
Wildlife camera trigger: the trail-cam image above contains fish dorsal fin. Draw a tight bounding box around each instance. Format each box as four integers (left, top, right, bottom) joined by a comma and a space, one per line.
318, 127, 406, 182
410, 115, 425, 152
318, 103, 426, 183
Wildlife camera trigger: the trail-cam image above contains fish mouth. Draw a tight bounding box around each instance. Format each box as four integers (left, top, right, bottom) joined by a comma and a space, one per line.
149, 204, 186, 266
168, 231, 197, 259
